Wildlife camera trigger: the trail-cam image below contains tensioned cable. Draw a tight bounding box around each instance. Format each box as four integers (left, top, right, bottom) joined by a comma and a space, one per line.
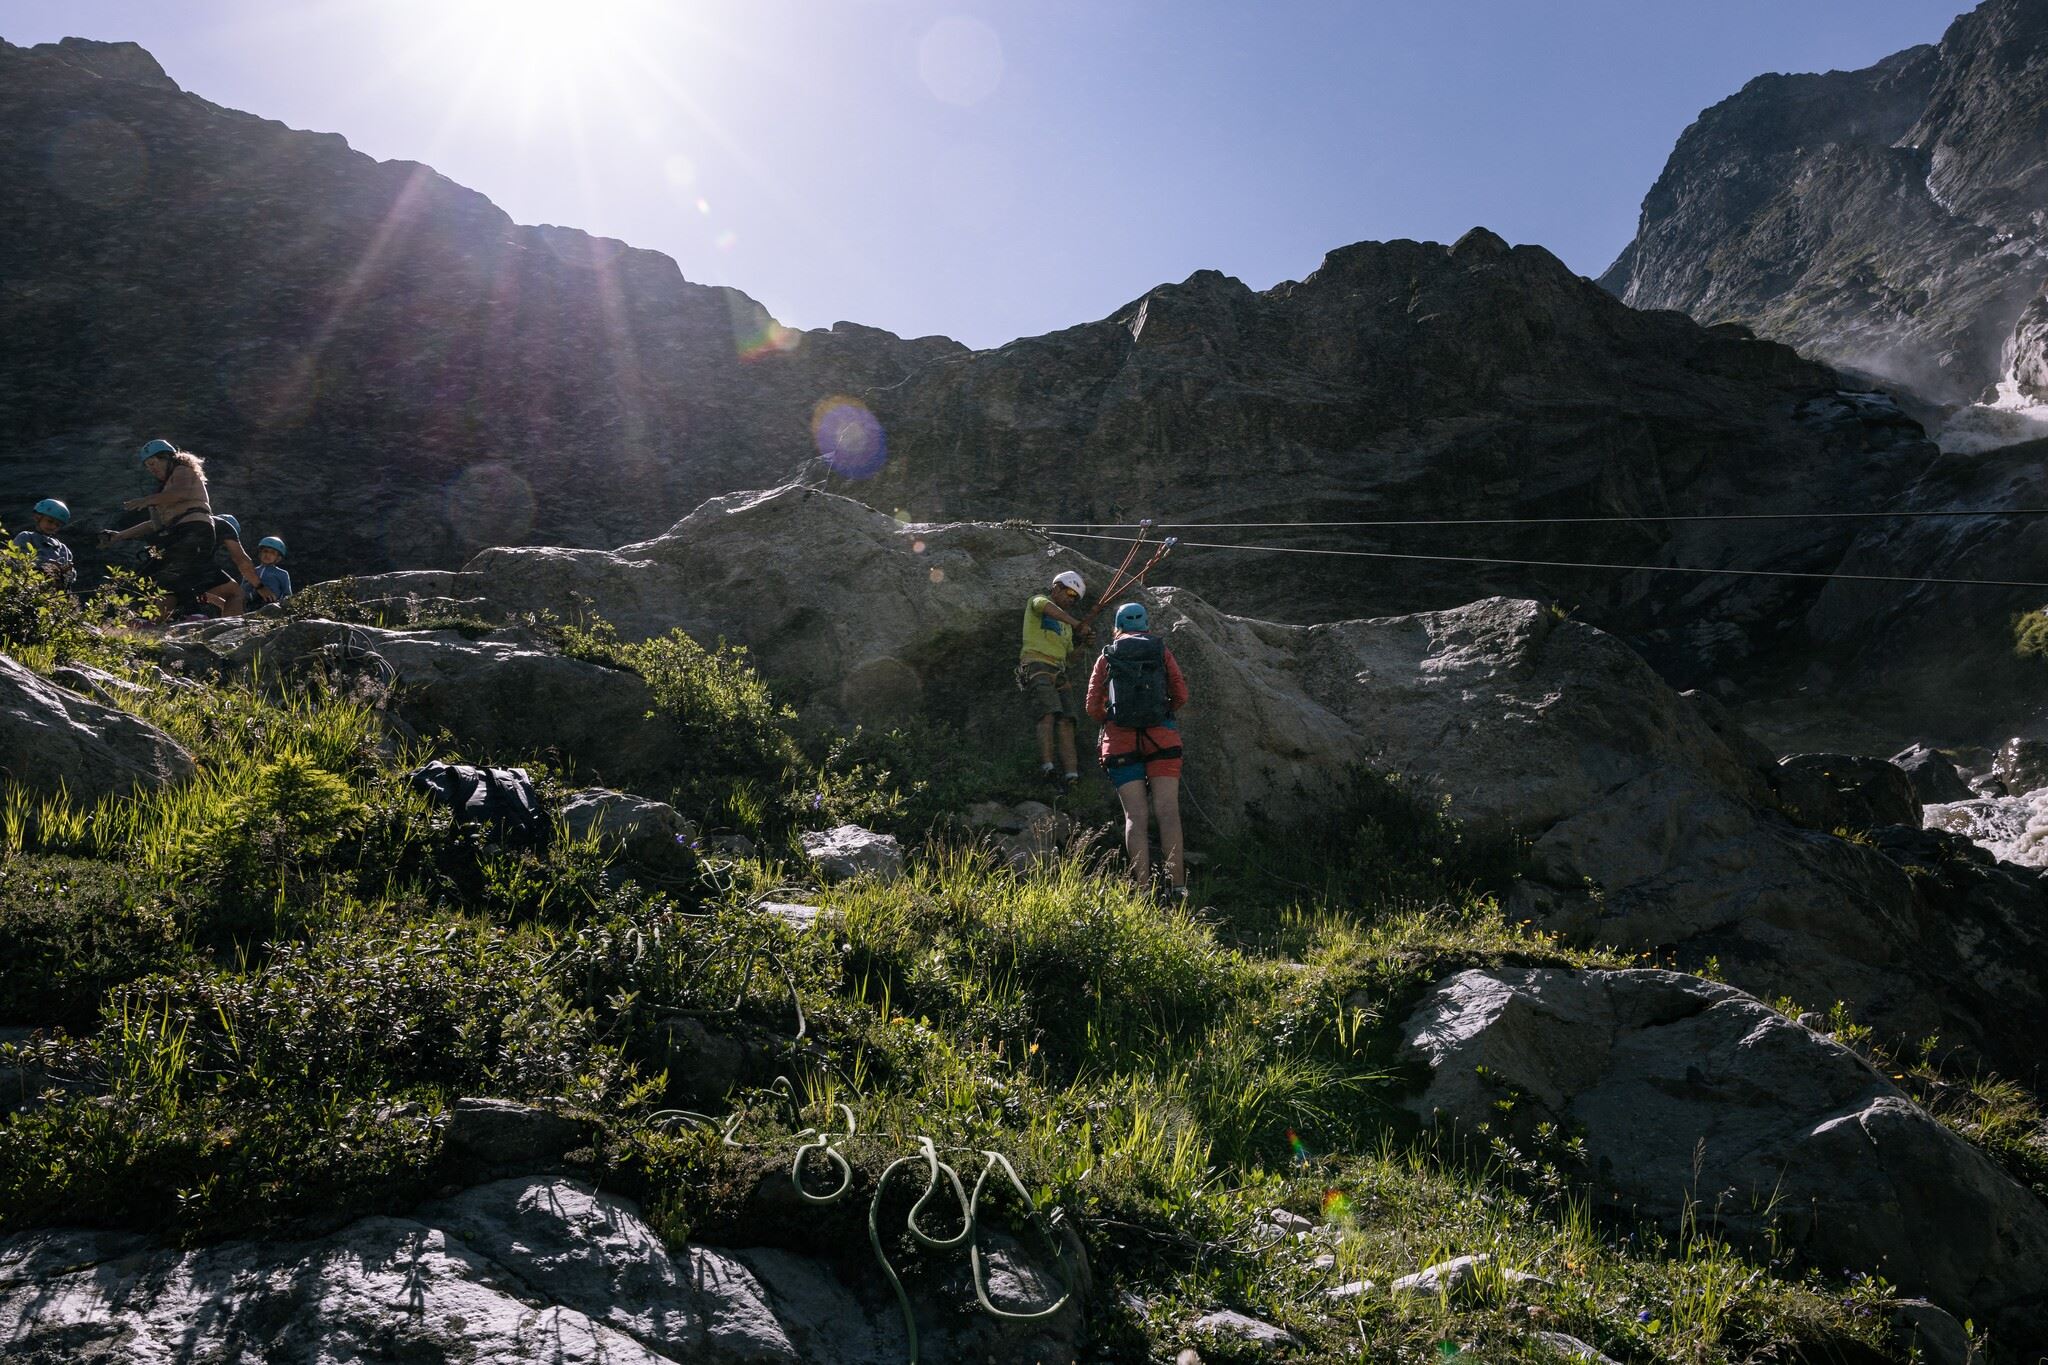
1035, 509, 2048, 529
1043, 529, 2048, 591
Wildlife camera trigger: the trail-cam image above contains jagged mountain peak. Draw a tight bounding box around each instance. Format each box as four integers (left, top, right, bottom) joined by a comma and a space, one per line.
18, 35, 181, 91
1604, 0, 2048, 407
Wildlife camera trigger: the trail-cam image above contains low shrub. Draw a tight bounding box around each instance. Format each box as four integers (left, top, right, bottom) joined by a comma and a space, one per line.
0, 855, 188, 1031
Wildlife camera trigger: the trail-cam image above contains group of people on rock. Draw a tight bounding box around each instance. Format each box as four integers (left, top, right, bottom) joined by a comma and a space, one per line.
13, 438, 293, 619
1019, 568, 1189, 901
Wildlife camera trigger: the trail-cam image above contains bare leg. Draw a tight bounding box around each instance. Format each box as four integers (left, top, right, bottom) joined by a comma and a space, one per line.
1036, 714, 1056, 766
1151, 777, 1185, 890
1115, 779, 1151, 885
1056, 718, 1078, 775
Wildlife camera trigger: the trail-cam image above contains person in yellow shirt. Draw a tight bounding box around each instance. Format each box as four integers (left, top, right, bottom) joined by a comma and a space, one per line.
1017, 569, 1090, 787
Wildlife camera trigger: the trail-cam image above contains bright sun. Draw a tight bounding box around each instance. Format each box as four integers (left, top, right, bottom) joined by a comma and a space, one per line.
439, 0, 653, 90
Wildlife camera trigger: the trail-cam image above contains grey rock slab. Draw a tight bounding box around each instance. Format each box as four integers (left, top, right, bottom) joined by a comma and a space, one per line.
1190, 1309, 1298, 1348
561, 788, 697, 876
800, 824, 903, 884
443, 1098, 588, 1167
1389, 1253, 1492, 1297
1893, 743, 1974, 805
0, 652, 193, 801
0, 1177, 1081, 1364
1400, 967, 2048, 1348
1892, 1298, 1978, 1365
1325, 1280, 1373, 1301
1537, 1332, 1622, 1365
181, 618, 687, 790
1776, 752, 1919, 830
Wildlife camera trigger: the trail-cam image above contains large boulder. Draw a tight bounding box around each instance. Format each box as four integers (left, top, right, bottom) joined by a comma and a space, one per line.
1892, 743, 1974, 805
170, 618, 687, 793
0, 652, 193, 800
1775, 753, 1920, 830
1401, 968, 2048, 1348
0, 1177, 1082, 1364
346, 487, 2048, 1078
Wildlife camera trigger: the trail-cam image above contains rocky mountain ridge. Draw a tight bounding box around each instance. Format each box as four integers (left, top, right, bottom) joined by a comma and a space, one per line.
2, 32, 1968, 709
1602, 0, 2048, 410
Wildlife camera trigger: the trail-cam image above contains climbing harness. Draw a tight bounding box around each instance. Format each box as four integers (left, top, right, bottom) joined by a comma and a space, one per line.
654, 1077, 1076, 1365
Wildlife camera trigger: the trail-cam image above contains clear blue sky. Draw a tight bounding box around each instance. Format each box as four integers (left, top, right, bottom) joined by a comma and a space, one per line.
8, 1, 1964, 349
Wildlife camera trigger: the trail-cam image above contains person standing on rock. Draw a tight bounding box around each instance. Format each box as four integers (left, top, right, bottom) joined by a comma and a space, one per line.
1086, 601, 1189, 899
100, 438, 216, 616
1018, 568, 1090, 787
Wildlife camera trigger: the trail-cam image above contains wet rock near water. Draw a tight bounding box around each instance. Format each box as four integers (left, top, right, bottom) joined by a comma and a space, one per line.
1990, 736, 2048, 797
1893, 743, 1974, 805
1775, 752, 1919, 830
1400, 967, 2048, 1347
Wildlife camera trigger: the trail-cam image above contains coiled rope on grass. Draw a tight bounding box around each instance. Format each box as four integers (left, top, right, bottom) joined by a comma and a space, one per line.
653, 1077, 1077, 1365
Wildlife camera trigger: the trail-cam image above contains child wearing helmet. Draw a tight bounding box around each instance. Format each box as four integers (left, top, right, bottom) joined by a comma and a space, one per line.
249, 536, 292, 606
1085, 600, 1189, 899
195, 513, 265, 617
12, 498, 78, 590
1017, 567, 1091, 786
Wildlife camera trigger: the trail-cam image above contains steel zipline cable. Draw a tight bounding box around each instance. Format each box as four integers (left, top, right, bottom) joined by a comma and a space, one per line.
1041, 529, 2048, 592
1035, 508, 2048, 529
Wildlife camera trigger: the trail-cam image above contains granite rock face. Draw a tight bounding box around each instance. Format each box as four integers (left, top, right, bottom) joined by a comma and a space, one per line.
0, 651, 194, 800
1603, 0, 2048, 407
1401, 968, 2048, 1348
846, 230, 1935, 658
0, 1177, 1083, 1364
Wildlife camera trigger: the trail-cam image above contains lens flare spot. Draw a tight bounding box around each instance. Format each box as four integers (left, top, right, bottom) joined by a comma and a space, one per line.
1321, 1188, 1354, 1221
928, 567, 945, 584
918, 16, 1004, 107
812, 396, 887, 479
715, 229, 739, 251
445, 462, 537, 551
695, 196, 712, 215
664, 152, 697, 189
912, 539, 927, 554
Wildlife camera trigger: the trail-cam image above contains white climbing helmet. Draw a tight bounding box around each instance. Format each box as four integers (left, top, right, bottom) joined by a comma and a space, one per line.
1051, 569, 1085, 596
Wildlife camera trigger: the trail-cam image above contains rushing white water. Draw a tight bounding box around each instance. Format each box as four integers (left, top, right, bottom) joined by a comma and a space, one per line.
1936, 376, 2048, 454
1924, 787, 2048, 867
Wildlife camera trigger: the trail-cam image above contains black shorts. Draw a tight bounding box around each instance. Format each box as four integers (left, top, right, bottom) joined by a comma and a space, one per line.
149, 521, 219, 597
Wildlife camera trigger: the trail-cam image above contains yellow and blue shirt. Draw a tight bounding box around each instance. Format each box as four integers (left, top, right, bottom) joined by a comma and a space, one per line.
1020, 594, 1075, 667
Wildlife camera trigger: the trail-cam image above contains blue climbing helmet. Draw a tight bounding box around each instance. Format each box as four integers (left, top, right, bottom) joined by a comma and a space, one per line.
1115, 601, 1149, 632
137, 438, 178, 465
257, 535, 287, 557
32, 498, 70, 525
215, 513, 242, 540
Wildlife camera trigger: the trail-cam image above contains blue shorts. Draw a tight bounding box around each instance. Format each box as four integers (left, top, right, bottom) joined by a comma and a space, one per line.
1102, 723, 1182, 788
